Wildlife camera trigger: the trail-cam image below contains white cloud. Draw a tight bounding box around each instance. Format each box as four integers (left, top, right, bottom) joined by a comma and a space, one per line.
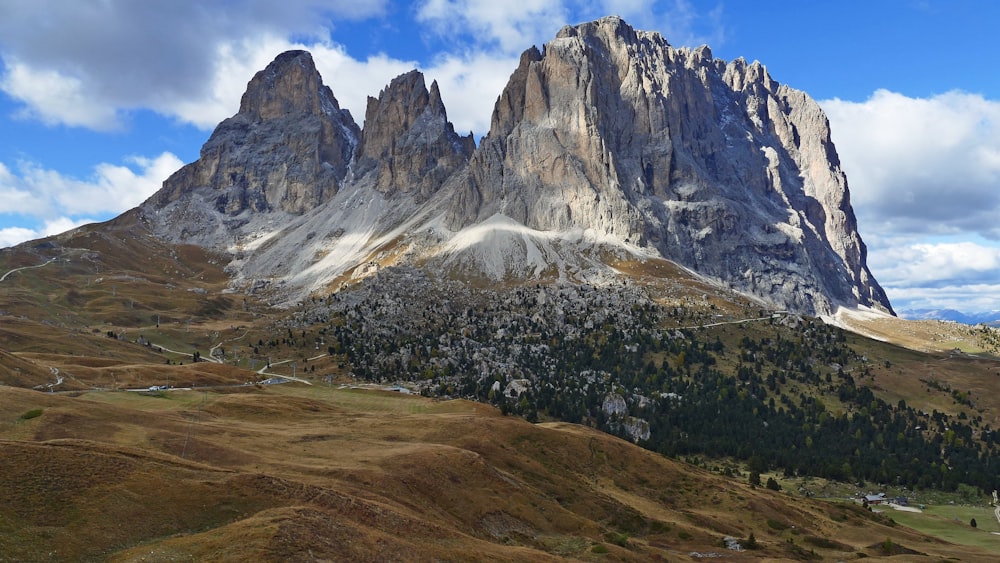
164, 32, 509, 139
416, 0, 570, 54
31, 30, 420, 133
821, 89, 1000, 313
0, 0, 390, 130
0, 1, 727, 132
822, 90, 1000, 239
414, 0, 725, 57
0, 152, 182, 222
423, 52, 520, 136
0, 217, 98, 248
310, 47, 419, 129
874, 240, 1000, 287
0, 151, 182, 248
0, 59, 121, 130
599, 0, 726, 47
884, 284, 1000, 314
866, 237, 1000, 312
0, 226, 38, 248
39, 217, 96, 237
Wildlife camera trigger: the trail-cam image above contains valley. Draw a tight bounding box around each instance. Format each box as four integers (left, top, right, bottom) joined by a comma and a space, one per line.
4, 237, 1000, 560
2, 15, 1000, 561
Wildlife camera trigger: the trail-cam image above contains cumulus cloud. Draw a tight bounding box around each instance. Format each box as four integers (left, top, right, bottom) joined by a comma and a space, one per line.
822, 90, 1000, 240
410, 0, 725, 136
0, 225, 38, 248
0, 217, 99, 248
0, 0, 389, 130
1, 60, 120, 130
415, 0, 724, 57
422, 52, 520, 136
0, 0, 726, 132
310, 46, 420, 129
883, 282, 1000, 314
875, 240, 1000, 288
416, 0, 571, 54
864, 238, 1000, 311
821, 89, 1000, 312
0, 152, 182, 237
164, 32, 512, 139
598, 0, 726, 47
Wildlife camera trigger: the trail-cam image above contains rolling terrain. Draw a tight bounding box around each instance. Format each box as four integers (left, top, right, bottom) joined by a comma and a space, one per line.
4, 15, 1000, 561
4, 224, 1000, 561
3, 383, 996, 562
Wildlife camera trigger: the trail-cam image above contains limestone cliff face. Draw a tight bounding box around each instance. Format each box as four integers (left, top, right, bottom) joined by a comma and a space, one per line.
355, 70, 474, 201
449, 16, 891, 315
149, 50, 359, 215
138, 19, 892, 316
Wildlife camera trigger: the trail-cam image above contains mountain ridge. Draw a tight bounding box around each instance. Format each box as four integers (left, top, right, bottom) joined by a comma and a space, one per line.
135, 16, 892, 317
900, 308, 1000, 326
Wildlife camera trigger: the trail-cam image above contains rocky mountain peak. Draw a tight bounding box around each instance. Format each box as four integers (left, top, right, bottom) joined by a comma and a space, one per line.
238, 50, 340, 120
356, 69, 473, 200
138, 17, 892, 317
145, 50, 360, 226
448, 17, 891, 315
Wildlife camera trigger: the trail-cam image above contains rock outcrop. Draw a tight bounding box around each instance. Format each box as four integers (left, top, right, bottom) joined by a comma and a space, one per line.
447, 16, 890, 315
139, 17, 893, 317
355, 70, 474, 201
149, 50, 359, 216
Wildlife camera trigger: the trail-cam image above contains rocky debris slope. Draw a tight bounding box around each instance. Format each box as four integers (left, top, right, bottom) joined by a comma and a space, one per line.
137, 17, 892, 317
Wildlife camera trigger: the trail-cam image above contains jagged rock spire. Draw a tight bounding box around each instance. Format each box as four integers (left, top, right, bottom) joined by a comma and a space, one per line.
239, 50, 337, 119
356, 70, 473, 201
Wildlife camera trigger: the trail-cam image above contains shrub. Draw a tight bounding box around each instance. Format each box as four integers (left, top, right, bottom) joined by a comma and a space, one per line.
591, 544, 609, 554
19, 408, 43, 420
604, 532, 629, 547
881, 537, 893, 554
767, 518, 789, 531
649, 520, 672, 534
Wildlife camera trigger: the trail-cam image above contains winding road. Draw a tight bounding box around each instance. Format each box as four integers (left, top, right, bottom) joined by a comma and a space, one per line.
0, 257, 59, 282
678, 313, 786, 330
2, 256, 325, 390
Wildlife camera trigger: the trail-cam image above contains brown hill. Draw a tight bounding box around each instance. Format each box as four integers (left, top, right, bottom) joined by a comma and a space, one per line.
2, 384, 991, 562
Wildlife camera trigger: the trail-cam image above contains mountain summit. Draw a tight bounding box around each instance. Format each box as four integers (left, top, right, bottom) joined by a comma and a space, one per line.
140, 16, 892, 316
149, 50, 359, 218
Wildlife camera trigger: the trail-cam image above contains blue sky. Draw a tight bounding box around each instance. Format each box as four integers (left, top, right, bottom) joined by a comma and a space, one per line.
1, 0, 999, 315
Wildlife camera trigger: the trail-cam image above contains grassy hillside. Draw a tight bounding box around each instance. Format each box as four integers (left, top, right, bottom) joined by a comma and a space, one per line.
3, 384, 997, 561
5, 228, 1000, 559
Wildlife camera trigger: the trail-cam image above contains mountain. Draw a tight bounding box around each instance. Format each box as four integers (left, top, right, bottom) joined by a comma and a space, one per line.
151, 50, 360, 218
900, 308, 1000, 326
136, 16, 892, 317
10, 18, 1000, 560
